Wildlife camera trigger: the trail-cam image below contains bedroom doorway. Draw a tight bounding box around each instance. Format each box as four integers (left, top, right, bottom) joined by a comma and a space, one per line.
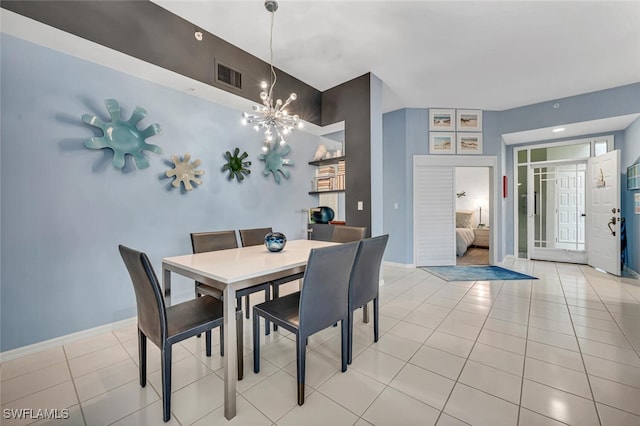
413, 155, 497, 267
456, 167, 490, 265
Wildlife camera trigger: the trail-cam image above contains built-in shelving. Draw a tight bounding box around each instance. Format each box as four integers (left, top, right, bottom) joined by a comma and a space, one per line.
309, 156, 346, 194
308, 156, 346, 167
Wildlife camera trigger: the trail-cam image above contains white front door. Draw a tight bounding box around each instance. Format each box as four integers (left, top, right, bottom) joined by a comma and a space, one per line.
528, 161, 587, 264
587, 150, 621, 275
556, 166, 585, 250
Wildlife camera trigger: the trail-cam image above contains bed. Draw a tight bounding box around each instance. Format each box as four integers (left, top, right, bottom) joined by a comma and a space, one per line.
456, 211, 476, 257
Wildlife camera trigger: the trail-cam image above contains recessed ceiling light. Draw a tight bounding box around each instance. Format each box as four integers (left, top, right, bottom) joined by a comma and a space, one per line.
194, 31, 203, 41
552, 127, 565, 133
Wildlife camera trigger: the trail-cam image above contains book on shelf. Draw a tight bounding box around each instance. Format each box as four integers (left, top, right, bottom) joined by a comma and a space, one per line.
311, 159, 346, 192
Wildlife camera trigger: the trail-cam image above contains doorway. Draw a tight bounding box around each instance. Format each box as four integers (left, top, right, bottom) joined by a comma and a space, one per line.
528, 160, 587, 263
413, 155, 497, 267
456, 167, 490, 265
514, 135, 615, 265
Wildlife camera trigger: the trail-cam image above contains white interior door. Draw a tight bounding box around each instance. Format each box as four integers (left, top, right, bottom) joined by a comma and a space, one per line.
414, 164, 455, 266
587, 150, 621, 275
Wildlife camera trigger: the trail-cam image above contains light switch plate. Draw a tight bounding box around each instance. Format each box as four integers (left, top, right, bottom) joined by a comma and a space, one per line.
357, 201, 363, 210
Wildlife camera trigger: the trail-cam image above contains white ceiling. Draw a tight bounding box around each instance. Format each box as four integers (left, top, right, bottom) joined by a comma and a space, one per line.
2, 1, 639, 141
153, 0, 640, 113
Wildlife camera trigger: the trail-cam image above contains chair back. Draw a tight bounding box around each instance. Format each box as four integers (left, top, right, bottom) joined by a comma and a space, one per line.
349, 235, 389, 310
191, 230, 238, 254
332, 226, 367, 243
299, 241, 359, 335
119, 245, 166, 346
239, 227, 273, 247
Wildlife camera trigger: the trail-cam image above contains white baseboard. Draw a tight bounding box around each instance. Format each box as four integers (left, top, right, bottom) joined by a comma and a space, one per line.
384, 261, 415, 269
0, 317, 137, 363
623, 266, 640, 280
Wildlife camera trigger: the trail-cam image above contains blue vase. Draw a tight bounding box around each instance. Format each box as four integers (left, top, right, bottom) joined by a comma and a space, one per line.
264, 232, 287, 252
311, 206, 335, 224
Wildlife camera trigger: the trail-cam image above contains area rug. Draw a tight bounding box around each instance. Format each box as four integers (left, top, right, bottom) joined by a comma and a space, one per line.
422, 265, 538, 282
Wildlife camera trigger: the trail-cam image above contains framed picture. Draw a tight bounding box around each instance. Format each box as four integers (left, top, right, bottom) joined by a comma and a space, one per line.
457, 109, 482, 131
429, 109, 455, 131
628, 163, 640, 190
457, 133, 483, 155
429, 132, 455, 154
636, 193, 640, 214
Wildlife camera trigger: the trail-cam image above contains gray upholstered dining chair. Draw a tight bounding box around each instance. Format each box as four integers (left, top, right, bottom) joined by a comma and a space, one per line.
238, 227, 304, 331
347, 235, 389, 364
191, 231, 271, 336
119, 245, 243, 422
252, 241, 360, 405
238, 227, 273, 247
331, 225, 367, 243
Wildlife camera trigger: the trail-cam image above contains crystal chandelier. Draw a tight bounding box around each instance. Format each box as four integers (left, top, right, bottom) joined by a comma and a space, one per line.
242, 0, 302, 152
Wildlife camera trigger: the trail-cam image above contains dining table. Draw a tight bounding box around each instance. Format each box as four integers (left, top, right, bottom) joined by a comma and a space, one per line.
161, 238, 337, 420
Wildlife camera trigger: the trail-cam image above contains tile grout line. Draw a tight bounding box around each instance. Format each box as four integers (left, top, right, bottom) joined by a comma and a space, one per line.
515, 261, 536, 426
557, 263, 603, 426
431, 278, 506, 424
63, 335, 90, 426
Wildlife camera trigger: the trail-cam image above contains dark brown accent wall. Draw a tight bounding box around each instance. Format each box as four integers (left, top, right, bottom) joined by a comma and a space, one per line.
2, 0, 372, 235
1, 0, 322, 124
322, 74, 372, 236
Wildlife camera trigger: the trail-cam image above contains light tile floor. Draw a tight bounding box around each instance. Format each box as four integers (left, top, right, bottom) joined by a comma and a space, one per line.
2, 258, 640, 425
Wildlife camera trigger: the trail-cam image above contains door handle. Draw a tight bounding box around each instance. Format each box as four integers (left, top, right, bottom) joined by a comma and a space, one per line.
607, 216, 616, 236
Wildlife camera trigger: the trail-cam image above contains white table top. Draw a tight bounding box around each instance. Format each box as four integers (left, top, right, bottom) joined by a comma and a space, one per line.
162, 239, 337, 284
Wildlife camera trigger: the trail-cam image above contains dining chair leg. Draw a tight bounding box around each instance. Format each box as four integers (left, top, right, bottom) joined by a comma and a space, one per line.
205, 330, 212, 357
253, 311, 260, 374
196, 290, 202, 338
161, 345, 172, 422
264, 288, 271, 336
219, 327, 224, 356
138, 329, 147, 387
236, 310, 244, 380
347, 309, 354, 365
245, 295, 250, 319
340, 319, 348, 372
271, 284, 279, 331
296, 333, 306, 405
373, 297, 379, 342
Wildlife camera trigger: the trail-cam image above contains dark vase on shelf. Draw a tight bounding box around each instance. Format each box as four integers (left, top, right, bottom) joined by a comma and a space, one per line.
264, 232, 287, 252
311, 206, 335, 224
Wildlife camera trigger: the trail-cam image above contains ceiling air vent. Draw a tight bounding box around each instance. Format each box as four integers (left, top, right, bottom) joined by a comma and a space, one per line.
215, 60, 242, 90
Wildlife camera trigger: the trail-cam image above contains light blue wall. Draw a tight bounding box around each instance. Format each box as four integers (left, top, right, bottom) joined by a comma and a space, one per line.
382, 110, 407, 263
623, 117, 640, 272
383, 84, 640, 265
0, 35, 319, 352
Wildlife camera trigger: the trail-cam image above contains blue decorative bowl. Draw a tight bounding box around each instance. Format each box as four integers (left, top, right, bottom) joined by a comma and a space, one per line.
264, 232, 287, 252
311, 206, 335, 224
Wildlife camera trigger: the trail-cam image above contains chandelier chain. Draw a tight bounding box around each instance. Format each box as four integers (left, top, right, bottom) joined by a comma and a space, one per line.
241, 0, 301, 151
268, 9, 276, 102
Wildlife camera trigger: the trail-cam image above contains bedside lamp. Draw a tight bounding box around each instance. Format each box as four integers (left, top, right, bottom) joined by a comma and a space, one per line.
476, 198, 488, 228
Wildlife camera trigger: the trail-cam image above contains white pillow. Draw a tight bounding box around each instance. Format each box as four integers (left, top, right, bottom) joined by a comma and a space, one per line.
456, 211, 474, 228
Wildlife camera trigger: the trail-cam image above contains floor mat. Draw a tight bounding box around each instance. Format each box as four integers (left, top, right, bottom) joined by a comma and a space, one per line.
422, 265, 537, 282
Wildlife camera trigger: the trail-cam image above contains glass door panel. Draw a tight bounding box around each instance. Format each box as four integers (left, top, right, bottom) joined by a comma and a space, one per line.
529, 162, 586, 262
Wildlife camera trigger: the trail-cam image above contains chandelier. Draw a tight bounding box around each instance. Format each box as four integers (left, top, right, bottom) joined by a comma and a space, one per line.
242, 0, 301, 152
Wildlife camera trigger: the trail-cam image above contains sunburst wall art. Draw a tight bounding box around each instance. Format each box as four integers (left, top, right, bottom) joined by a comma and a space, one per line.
82, 98, 162, 169
222, 148, 251, 182
166, 153, 204, 191
259, 143, 293, 184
